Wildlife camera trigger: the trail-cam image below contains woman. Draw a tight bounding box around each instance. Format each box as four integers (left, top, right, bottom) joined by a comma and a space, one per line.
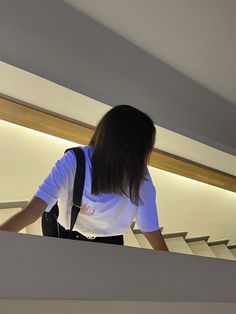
0, 105, 168, 251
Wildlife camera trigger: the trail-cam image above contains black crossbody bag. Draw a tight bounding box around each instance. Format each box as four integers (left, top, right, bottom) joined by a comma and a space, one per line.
41, 147, 85, 239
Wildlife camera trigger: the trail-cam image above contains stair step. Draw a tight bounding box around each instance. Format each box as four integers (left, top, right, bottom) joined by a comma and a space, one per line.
209, 244, 236, 261
26, 218, 42, 236
0, 201, 28, 209
163, 231, 188, 239
124, 228, 140, 248
135, 234, 152, 249
186, 235, 210, 242
165, 237, 193, 255
208, 239, 229, 246
227, 243, 236, 249
229, 248, 236, 258
187, 240, 216, 258
132, 227, 164, 234
134, 232, 194, 255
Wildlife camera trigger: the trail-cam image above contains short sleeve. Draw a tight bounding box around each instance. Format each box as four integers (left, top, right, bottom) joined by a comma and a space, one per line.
136, 171, 160, 232
35, 150, 76, 212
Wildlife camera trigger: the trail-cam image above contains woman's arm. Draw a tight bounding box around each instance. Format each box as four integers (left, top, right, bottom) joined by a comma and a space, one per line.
0, 196, 47, 232
142, 230, 169, 251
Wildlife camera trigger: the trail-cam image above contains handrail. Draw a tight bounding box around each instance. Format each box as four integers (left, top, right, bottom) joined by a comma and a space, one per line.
0, 201, 28, 210
0, 230, 236, 302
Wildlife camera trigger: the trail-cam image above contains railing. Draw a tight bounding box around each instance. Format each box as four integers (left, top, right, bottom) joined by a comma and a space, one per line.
0, 230, 236, 304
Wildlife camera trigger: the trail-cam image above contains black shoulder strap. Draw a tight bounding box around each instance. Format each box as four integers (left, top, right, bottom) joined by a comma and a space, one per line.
65, 147, 86, 233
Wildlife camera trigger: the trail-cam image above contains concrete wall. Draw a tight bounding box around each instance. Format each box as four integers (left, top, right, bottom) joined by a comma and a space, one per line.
0, 230, 236, 304
1, 300, 236, 314
0, 0, 236, 155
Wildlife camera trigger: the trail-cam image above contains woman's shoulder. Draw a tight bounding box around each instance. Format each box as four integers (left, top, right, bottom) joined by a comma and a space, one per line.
65, 145, 93, 159
63, 145, 94, 172
68, 145, 93, 156
140, 168, 156, 195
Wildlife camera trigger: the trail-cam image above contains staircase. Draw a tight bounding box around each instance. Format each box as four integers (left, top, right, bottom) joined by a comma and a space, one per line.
1, 203, 236, 261
127, 226, 236, 261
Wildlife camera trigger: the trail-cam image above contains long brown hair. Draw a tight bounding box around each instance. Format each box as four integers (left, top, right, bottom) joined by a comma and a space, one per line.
89, 105, 156, 205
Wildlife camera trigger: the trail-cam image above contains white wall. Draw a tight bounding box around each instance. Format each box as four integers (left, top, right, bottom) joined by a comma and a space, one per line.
1, 120, 236, 244
0, 120, 77, 201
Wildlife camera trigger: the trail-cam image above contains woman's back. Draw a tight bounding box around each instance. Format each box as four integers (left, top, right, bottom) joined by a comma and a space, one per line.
36, 145, 159, 237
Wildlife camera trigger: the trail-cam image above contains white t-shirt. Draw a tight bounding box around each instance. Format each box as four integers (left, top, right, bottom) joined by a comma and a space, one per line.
35, 146, 159, 237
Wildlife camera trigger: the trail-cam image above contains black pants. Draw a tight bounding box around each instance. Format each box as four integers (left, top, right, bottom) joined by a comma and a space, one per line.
58, 224, 124, 246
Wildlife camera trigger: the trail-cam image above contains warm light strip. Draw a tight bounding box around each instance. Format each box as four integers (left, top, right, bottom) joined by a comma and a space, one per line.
1, 97, 236, 193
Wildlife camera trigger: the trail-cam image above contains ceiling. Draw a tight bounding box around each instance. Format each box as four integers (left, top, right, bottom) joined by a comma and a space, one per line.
0, 0, 235, 156
64, 0, 236, 105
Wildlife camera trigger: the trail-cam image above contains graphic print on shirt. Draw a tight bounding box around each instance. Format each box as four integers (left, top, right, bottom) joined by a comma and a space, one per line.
80, 202, 96, 216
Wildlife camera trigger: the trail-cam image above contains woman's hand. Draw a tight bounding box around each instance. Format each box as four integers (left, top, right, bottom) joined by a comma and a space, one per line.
142, 230, 169, 251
